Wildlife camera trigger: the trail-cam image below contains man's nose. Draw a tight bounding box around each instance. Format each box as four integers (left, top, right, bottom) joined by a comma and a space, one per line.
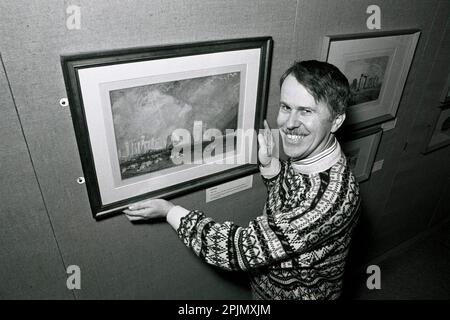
286, 111, 301, 129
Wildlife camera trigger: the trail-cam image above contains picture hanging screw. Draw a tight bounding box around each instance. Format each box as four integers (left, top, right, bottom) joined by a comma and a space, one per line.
60, 98, 69, 107
77, 177, 85, 184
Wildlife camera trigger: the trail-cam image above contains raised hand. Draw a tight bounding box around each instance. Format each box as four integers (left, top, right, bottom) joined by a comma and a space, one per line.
257, 120, 276, 167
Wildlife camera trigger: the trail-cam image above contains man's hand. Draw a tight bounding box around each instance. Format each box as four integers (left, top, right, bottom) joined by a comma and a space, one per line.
124, 199, 175, 222
257, 120, 276, 167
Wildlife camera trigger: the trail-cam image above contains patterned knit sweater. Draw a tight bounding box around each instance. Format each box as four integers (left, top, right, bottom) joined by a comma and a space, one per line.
175, 139, 360, 300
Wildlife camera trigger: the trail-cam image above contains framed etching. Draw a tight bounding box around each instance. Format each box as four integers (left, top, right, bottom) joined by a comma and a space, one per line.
341, 127, 383, 182
322, 29, 421, 129
61, 37, 273, 219
440, 73, 450, 103
422, 104, 450, 154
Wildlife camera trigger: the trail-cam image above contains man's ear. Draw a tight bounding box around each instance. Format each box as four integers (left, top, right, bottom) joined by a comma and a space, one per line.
331, 113, 346, 133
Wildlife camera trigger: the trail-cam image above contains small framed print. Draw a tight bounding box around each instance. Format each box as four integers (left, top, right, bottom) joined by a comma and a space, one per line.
341, 127, 383, 182
423, 104, 450, 154
440, 73, 450, 103
61, 37, 273, 219
322, 29, 421, 130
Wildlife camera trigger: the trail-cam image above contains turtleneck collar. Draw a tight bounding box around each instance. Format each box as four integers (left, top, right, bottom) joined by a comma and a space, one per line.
290, 135, 343, 175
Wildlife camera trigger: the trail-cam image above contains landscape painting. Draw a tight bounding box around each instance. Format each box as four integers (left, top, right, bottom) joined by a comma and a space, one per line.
344, 55, 389, 106
109, 72, 240, 180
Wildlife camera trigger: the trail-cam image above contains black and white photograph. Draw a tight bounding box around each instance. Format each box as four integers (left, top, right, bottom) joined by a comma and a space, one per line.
1, 0, 449, 306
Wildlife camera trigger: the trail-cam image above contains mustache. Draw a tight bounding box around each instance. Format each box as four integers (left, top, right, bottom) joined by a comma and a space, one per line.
282, 128, 310, 135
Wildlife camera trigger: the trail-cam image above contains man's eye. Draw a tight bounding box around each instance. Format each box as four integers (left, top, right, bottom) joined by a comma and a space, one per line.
280, 104, 290, 111
301, 109, 312, 114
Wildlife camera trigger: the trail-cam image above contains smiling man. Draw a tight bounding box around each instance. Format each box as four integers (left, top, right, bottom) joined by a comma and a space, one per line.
278, 73, 343, 161
125, 60, 360, 300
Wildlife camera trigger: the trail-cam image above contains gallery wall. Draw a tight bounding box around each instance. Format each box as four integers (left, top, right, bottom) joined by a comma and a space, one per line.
0, 0, 449, 299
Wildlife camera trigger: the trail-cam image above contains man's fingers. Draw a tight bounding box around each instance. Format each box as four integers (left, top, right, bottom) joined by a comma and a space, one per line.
263, 121, 274, 143
124, 208, 153, 217
123, 209, 137, 215
126, 214, 143, 222
262, 121, 274, 158
124, 209, 144, 221
128, 202, 145, 210
128, 200, 154, 210
258, 133, 267, 148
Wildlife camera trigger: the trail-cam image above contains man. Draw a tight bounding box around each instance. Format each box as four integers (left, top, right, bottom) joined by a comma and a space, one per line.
125, 60, 360, 300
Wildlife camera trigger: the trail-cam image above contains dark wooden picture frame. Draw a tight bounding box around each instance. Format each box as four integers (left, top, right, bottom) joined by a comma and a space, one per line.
440, 73, 450, 103
340, 126, 383, 182
61, 37, 273, 219
322, 29, 421, 130
422, 103, 450, 154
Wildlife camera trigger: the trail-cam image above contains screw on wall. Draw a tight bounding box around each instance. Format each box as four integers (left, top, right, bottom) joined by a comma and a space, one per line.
59, 98, 69, 107
76, 177, 85, 184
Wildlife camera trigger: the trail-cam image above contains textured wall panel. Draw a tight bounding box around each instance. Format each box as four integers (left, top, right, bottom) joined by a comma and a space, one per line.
0, 56, 72, 299
0, 0, 448, 299
0, 0, 296, 299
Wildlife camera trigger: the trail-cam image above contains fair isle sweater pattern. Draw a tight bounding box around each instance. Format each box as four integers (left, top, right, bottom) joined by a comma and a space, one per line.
177, 155, 360, 300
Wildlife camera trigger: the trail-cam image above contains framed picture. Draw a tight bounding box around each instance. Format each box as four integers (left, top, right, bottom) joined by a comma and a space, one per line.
322, 29, 421, 130
340, 127, 383, 182
61, 37, 273, 219
422, 103, 450, 154
440, 73, 450, 103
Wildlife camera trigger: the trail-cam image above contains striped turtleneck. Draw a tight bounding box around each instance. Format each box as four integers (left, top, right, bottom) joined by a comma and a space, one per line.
259, 135, 342, 178
291, 135, 342, 174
